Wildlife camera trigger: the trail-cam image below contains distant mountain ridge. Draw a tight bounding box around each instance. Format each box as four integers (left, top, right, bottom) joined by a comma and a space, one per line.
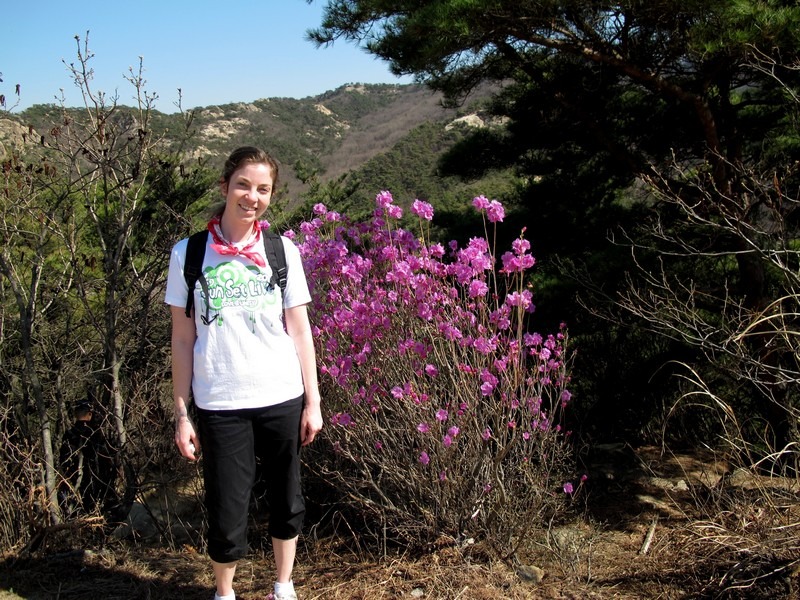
2, 82, 504, 215
184, 84, 469, 193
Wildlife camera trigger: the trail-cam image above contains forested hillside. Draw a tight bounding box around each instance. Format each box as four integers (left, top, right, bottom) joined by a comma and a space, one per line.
7, 82, 501, 217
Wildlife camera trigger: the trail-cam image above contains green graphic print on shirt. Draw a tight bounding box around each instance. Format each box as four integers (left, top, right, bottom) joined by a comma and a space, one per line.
199, 261, 280, 329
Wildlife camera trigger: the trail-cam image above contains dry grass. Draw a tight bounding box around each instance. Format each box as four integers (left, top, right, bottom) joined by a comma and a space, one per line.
3, 446, 800, 599
0, 536, 677, 600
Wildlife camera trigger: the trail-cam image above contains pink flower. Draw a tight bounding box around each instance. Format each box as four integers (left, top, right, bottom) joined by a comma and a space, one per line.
299, 221, 318, 236
411, 199, 434, 220
501, 252, 535, 273
481, 427, 492, 441
387, 204, 403, 219
468, 279, 489, 298
416, 302, 432, 320
419, 451, 430, 465
512, 237, 530, 254
442, 435, 453, 448
486, 200, 505, 223
474, 336, 497, 354
435, 409, 449, 422
472, 195, 490, 210
480, 369, 498, 396
439, 470, 447, 482
563, 482, 574, 494
506, 290, 533, 308
417, 422, 431, 434
447, 426, 460, 437
312, 203, 328, 215
429, 243, 445, 258
424, 364, 439, 377
376, 190, 394, 208
331, 413, 352, 427
524, 332, 543, 347
390, 386, 404, 399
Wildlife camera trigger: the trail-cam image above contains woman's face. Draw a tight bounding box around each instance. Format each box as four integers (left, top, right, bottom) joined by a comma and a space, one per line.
220, 162, 274, 222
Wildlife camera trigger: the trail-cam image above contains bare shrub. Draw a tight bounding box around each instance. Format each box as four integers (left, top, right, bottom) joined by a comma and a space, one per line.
0, 35, 210, 550
0, 403, 42, 552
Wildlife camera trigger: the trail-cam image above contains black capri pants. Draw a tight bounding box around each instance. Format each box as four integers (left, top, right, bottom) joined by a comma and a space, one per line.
197, 395, 305, 564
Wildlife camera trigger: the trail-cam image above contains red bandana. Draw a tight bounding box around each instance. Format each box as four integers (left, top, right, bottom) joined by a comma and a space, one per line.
207, 216, 267, 268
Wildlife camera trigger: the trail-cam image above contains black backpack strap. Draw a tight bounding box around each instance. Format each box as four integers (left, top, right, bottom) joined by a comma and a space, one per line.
184, 229, 286, 322
183, 230, 209, 318
262, 231, 288, 296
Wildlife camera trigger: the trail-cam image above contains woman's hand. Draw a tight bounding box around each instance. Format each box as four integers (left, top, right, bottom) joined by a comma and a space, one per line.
300, 401, 323, 446
175, 416, 200, 460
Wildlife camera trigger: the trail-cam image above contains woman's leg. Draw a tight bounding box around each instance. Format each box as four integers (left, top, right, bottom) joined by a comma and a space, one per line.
254, 396, 305, 583
272, 536, 298, 583
212, 560, 237, 596
198, 409, 256, 593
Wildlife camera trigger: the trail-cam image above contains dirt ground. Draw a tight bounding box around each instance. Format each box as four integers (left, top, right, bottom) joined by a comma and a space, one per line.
2, 446, 800, 599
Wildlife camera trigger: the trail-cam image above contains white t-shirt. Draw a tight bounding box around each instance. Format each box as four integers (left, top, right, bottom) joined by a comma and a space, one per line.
164, 232, 312, 411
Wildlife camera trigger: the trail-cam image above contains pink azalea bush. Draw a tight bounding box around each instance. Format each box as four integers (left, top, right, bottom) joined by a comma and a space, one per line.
296, 191, 574, 550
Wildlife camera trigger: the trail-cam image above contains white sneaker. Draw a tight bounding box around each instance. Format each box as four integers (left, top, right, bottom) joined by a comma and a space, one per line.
270, 593, 297, 600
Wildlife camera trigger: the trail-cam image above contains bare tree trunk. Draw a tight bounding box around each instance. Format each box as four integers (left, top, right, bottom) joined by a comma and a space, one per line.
111, 354, 126, 448
0, 253, 60, 525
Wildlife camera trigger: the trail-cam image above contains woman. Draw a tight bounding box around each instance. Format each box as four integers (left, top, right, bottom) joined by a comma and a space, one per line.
165, 146, 323, 600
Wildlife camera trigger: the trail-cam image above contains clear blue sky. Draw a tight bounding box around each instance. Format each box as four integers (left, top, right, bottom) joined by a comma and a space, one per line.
1, 0, 412, 113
